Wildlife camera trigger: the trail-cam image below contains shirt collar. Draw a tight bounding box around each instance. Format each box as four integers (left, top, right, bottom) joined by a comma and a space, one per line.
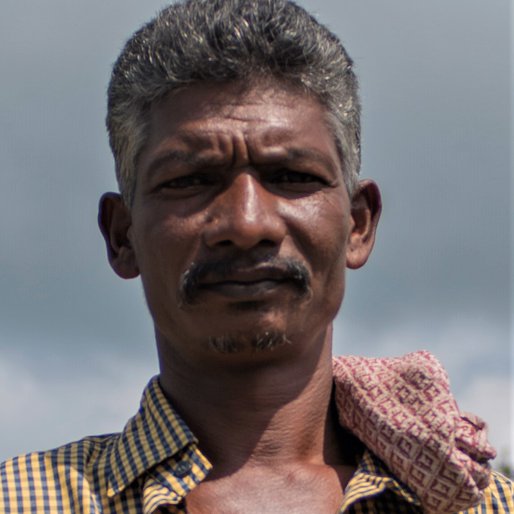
106, 376, 205, 497
105, 373, 423, 511
342, 450, 421, 511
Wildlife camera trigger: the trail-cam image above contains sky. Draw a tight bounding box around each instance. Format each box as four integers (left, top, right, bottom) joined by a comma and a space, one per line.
0, 0, 511, 467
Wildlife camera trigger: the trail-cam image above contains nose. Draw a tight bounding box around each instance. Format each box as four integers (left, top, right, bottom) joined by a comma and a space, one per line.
203, 172, 286, 250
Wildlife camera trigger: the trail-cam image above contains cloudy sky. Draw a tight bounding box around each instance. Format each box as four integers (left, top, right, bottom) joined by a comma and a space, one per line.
1, 0, 511, 467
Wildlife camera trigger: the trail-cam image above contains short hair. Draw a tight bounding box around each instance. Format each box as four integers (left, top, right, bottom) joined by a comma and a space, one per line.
107, 0, 360, 205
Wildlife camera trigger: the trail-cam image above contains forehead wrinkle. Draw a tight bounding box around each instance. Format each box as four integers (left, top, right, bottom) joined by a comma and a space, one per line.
175, 128, 243, 168
144, 99, 341, 176
171, 126, 339, 172
168, 124, 294, 167
144, 135, 229, 178
246, 130, 340, 174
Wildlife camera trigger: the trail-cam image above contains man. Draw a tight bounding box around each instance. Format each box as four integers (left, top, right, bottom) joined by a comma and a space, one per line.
1, 0, 511, 512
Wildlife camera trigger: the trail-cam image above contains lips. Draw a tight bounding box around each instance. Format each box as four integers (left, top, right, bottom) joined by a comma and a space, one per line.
179, 257, 311, 305
200, 266, 290, 285
198, 266, 295, 299
200, 278, 287, 299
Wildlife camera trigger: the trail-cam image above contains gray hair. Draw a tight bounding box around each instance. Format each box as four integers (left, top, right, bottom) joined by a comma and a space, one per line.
107, 0, 360, 205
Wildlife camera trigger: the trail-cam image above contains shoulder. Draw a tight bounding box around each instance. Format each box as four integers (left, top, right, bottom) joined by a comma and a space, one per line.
462, 471, 514, 513
1, 433, 116, 475
0, 434, 117, 513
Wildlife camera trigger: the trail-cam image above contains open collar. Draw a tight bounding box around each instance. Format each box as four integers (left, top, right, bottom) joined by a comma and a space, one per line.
340, 450, 422, 512
105, 376, 210, 498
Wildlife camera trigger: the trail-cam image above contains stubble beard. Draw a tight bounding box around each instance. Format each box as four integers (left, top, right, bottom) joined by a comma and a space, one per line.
178, 255, 310, 355
207, 330, 291, 354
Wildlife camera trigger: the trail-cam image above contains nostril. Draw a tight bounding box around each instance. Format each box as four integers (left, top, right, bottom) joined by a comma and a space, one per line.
260, 239, 277, 248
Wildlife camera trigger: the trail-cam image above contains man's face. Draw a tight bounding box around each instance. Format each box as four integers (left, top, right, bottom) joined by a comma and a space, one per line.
101, 81, 378, 362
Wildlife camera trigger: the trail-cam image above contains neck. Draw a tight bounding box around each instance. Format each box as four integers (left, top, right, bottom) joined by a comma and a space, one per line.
157, 326, 347, 476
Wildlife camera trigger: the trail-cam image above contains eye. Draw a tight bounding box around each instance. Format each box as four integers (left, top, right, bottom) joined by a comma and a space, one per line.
268, 169, 327, 186
159, 173, 218, 190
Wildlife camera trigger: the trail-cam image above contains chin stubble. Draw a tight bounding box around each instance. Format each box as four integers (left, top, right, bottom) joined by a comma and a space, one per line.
207, 331, 291, 354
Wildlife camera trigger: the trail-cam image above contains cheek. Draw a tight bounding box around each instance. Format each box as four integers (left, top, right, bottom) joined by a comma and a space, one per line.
131, 212, 206, 334
131, 210, 201, 296
282, 194, 350, 327
286, 194, 350, 274
314, 209, 349, 295
311, 197, 350, 320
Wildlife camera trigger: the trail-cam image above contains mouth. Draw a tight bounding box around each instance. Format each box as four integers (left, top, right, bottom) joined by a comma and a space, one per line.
179, 258, 311, 306
198, 268, 296, 300
200, 278, 289, 299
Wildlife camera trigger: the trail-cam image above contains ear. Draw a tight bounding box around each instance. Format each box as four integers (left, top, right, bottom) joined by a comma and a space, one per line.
346, 179, 382, 269
98, 192, 140, 279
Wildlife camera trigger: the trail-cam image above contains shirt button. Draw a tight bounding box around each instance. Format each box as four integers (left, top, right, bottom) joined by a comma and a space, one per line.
174, 460, 192, 477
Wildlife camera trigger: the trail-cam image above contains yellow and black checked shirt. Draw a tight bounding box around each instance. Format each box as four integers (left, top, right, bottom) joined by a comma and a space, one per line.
1, 377, 512, 513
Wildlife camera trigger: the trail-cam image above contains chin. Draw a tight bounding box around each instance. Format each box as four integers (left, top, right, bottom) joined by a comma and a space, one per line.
206, 329, 291, 355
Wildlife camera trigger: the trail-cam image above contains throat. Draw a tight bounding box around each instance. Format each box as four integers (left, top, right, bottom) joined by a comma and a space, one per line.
185, 460, 355, 514
157, 326, 359, 472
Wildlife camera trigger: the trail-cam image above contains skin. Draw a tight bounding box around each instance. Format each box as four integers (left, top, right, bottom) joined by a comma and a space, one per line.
99, 80, 381, 513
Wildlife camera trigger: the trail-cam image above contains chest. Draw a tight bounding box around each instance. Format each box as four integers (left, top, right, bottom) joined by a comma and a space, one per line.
180, 464, 351, 514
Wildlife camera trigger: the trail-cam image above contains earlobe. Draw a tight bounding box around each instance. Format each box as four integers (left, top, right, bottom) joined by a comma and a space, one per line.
98, 192, 140, 279
346, 180, 382, 269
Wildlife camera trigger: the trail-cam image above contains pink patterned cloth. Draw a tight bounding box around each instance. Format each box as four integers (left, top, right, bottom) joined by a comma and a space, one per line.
333, 351, 496, 514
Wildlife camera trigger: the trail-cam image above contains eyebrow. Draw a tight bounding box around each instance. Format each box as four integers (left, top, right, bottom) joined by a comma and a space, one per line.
145, 150, 225, 178
284, 148, 339, 172
145, 146, 339, 178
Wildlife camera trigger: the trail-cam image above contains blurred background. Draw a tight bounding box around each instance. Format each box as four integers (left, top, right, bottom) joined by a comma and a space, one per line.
0, 0, 511, 469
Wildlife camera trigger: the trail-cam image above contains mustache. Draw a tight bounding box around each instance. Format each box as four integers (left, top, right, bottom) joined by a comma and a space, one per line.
179, 255, 311, 305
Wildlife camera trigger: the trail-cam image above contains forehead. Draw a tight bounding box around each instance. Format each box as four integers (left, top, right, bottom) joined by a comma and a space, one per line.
141, 80, 339, 163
